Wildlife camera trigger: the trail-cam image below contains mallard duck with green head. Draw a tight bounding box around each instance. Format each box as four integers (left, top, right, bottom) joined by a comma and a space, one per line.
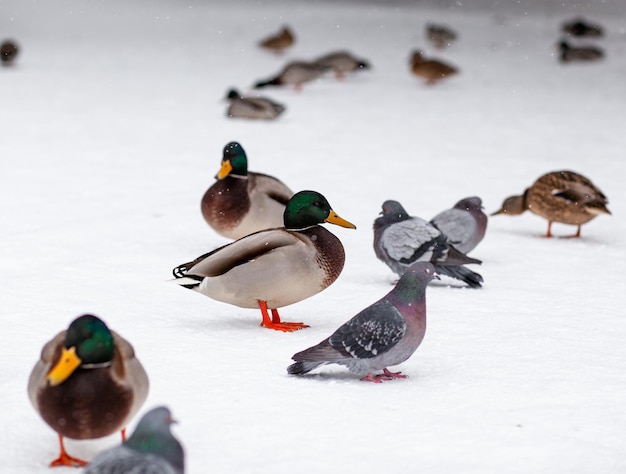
28, 314, 149, 467
491, 170, 610, 237
201, 141, 294, 240
175, 190, 356, 332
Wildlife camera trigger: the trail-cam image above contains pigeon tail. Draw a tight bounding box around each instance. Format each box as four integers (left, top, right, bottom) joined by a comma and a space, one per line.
445, 245, 482, 266
435, 264, 483, 288
287, 360, 325, 375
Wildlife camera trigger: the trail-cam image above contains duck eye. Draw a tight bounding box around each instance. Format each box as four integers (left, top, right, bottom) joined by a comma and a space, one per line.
313, 201, 323, 208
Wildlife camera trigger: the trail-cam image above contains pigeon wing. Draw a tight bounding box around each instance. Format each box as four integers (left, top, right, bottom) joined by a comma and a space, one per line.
431, 209, 474, 248
328, 299, 407, 359
382, 217, 442, 263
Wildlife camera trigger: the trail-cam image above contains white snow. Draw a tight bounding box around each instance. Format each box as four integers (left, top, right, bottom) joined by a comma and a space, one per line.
2, 0, 626, 473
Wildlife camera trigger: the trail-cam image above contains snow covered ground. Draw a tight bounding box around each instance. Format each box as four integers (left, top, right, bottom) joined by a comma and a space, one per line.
2, 0, 626, 472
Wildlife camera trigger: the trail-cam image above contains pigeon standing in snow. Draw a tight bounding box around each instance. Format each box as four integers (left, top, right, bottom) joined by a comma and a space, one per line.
373, 200, 483, 288
430, 196, 488, 254
85, 406, 184, 474
287, 262, 437, 382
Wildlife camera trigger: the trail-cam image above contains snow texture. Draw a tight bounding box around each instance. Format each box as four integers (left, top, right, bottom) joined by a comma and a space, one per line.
2, 0, 626, 473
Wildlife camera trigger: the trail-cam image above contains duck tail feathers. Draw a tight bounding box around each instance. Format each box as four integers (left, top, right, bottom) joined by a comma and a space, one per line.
170, 275, 202, 289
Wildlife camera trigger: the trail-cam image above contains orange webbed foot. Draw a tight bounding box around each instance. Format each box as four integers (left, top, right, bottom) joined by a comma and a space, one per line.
50, 434, 88, 467
260, 320, 310, 332
50, 452, 88, 468
258, 301, 310, 332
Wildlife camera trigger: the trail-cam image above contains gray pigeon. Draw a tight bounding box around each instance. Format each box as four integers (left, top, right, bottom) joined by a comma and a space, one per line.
430, 196, 488, 254
373, 200, 483, 288
287, 262, 437, 382
85, 406, 184, 474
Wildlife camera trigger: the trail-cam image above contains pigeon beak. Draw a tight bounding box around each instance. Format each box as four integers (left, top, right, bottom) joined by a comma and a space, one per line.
434, 272, 441, 280
325, 211, 357, 229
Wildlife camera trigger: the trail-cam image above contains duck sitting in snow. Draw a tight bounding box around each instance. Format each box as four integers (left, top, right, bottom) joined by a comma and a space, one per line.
28, 314, 149, 467
491, 170, 611, 237
258, 25, 295, 54
558, 41, 604, 63
409, 50, 458, 85
201, 141, 293, 240
174, 190, 356, 332
224, 88, 286, 120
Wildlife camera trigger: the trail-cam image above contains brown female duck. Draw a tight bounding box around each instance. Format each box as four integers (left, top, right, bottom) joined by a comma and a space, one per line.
491, 170, 610, 237
258, 25, 295, 54
410, 50, 458, 85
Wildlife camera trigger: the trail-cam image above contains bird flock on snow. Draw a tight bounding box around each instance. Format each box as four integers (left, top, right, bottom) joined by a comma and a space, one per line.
18, 15, 613, 473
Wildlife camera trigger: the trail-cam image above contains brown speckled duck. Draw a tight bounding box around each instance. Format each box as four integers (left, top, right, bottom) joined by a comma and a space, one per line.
258, 25, 295, 54
175, 190, 356, 332
28, 314, 149, 467
410, 50, 458, 85
491, 170, 611, 237
201, 141, 293, 240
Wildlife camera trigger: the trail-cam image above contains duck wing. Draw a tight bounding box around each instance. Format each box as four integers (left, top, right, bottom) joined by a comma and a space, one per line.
173, 229, 299, 278
552, 177, 608, 205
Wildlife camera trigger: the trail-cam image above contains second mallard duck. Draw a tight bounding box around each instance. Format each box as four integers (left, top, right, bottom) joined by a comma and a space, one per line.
175, 190, 356, 331
28, 314, 149, 467
491, 170, 611, 237
201, 141, 294, 240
